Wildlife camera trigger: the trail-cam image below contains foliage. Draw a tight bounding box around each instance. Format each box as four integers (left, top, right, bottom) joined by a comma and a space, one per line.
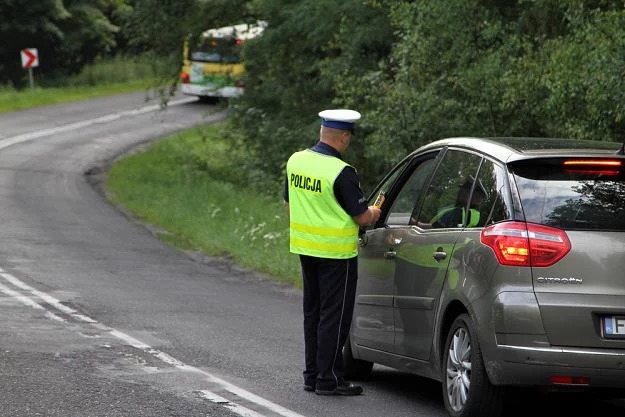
68, 53, 167, 86
0, 0, 70, 86
0, 0, 259, 88
231, 0, 395, 191
120, 0, 196, 57
0, 0, 127, 86
535, 8, 625, 141
233, 0, 625, 192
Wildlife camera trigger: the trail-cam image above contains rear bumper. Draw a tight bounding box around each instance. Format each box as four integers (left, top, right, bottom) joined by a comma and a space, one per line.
180, 83, 243, 98
478, 291, 625, 389
489, 343, 625, 388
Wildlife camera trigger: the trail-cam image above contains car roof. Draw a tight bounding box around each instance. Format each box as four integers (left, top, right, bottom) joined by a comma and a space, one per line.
415, 137, 624, 163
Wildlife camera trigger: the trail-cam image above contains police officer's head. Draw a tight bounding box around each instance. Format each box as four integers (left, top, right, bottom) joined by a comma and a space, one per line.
318, 109, 361, 154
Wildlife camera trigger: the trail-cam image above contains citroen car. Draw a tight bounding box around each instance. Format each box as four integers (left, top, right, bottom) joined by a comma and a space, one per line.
342, 137, 625, 417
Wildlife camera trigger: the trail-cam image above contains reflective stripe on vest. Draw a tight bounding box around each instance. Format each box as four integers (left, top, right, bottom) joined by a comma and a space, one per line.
287, 149, 358, 259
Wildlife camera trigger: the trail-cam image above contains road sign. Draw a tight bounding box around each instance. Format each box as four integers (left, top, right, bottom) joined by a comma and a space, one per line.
20, 48, 39, 69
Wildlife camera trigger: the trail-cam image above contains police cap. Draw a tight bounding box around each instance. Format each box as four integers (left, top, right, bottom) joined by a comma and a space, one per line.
319, 109, 361, 131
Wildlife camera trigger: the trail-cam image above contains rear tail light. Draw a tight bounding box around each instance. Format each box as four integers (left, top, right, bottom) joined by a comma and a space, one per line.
480, 221, 571, 267
550, 375, 590, 385
180, 72, 190, 84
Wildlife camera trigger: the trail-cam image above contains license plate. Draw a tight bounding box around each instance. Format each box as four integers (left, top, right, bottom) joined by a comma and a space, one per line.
603, 316, 625, 338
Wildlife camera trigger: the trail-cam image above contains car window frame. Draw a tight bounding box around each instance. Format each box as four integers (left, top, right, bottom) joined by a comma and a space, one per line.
469, 155, 515, 227
368, 150, 443, 229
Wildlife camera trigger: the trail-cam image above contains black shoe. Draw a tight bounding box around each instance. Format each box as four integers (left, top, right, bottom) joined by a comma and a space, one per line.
304, 383, 315, 392
315, 381, 363, 396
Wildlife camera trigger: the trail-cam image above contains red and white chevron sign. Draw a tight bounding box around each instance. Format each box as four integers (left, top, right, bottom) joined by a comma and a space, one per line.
20, 48, 39, 69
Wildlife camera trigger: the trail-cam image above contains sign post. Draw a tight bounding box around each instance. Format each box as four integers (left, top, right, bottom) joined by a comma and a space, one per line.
20, 48, 39, 90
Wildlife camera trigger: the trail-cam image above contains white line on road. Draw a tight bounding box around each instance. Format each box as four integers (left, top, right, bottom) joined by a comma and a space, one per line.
0, 96, 198, 152
0, 272, 96, 323
0, 280, 66, 322
0, 268, 308, 417
198, 390, 268, 417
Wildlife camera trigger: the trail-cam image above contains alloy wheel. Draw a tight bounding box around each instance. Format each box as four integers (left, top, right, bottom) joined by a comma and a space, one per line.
446, 326, 472, 412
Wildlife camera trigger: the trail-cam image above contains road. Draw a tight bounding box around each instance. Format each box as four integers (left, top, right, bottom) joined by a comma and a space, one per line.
0, 92, 623, 417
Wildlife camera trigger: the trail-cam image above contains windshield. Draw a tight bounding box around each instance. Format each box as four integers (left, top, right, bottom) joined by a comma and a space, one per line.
512, 158, 625, 230
190, 37, 241, 63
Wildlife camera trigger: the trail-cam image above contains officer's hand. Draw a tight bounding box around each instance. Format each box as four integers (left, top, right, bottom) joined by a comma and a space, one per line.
369, 206, 382, 225
354, 206, 381, 227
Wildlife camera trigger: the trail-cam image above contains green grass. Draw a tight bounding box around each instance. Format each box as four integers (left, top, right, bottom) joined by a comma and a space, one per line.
0, 82, 154, 113
0, 54, 174, 113
105, 122, 302, 288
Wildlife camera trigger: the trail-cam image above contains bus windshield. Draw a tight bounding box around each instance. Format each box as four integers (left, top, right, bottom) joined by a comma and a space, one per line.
190, 37, 241, 64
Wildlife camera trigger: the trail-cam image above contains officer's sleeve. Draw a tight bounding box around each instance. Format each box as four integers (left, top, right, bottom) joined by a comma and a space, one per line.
283, 175, 289, 202
334, 166, 368, 217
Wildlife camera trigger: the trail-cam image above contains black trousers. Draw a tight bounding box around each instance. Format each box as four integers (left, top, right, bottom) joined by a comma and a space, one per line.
299, 254, 358, 390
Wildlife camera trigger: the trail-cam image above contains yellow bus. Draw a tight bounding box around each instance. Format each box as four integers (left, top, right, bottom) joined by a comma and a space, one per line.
180, 21, 267, 101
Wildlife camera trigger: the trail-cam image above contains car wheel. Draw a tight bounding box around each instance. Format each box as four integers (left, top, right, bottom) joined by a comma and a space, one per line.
198, 96, 219, 104
343, 335, 373, 380
442, 313, 503, 417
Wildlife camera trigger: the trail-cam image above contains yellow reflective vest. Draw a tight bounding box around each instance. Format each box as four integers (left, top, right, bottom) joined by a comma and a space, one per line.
286, 149, 359, 259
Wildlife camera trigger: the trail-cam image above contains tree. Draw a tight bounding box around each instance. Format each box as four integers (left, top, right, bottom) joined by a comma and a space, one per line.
55, 0, 122, 74
0, 0, 70, 86
0, 0, 127, 86
231, 0, 394, 189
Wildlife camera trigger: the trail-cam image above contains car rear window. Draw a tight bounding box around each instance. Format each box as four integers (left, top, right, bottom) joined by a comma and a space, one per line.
511, 157, 625, 230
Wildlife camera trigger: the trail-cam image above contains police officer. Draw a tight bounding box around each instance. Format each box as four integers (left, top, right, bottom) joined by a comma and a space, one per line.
283, 109, 381, 396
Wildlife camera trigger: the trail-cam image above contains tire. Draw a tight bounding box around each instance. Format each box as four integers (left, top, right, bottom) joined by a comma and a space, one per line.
343, 335, 373, 380
198, 96, 219, 104
442, 313, 504, 417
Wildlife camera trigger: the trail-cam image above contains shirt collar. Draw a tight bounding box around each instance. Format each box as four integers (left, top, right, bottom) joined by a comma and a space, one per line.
311, 141, 342, 159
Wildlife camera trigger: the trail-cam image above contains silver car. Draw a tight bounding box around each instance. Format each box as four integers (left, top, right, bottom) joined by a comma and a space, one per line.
343, 137, 625, 417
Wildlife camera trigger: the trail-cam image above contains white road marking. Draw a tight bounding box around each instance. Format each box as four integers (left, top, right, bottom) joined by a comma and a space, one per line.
0, 97, 197, 151
0, 268, 307, 417
0, 272, 96, 323
0, 280, 66, 323
198, 390, 268, 417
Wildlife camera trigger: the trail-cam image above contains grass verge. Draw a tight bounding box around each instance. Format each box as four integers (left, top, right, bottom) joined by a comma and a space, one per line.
0, 82, 155, 113
105, 122, 302, 288
0, 54, 174, 113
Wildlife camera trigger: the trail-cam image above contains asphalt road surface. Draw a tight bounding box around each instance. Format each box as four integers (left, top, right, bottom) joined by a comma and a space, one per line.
0, 92, 623, 417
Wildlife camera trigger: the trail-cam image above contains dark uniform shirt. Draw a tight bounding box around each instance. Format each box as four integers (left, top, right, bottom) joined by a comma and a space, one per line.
283, 141, 368, 217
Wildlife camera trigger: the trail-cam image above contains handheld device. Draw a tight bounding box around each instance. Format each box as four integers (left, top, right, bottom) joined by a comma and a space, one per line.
373, 192, 385, 208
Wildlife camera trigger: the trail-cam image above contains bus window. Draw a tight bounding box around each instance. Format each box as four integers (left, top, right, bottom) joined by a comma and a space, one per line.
190, 37, 241, 64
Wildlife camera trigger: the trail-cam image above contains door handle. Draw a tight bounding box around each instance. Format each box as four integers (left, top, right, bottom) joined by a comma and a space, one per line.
384, 250, 397, 259
433, 247, 447, 262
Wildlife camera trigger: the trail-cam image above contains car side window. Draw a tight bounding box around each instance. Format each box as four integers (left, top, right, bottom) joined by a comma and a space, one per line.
471, 159, 511, 227
368, 159, 410, 206
386, 157, 438, 226
415, 149, 482, 229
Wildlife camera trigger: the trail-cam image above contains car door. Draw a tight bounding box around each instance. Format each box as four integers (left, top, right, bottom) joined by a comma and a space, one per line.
393, 149, 483, 360
353, 152, 439, 353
